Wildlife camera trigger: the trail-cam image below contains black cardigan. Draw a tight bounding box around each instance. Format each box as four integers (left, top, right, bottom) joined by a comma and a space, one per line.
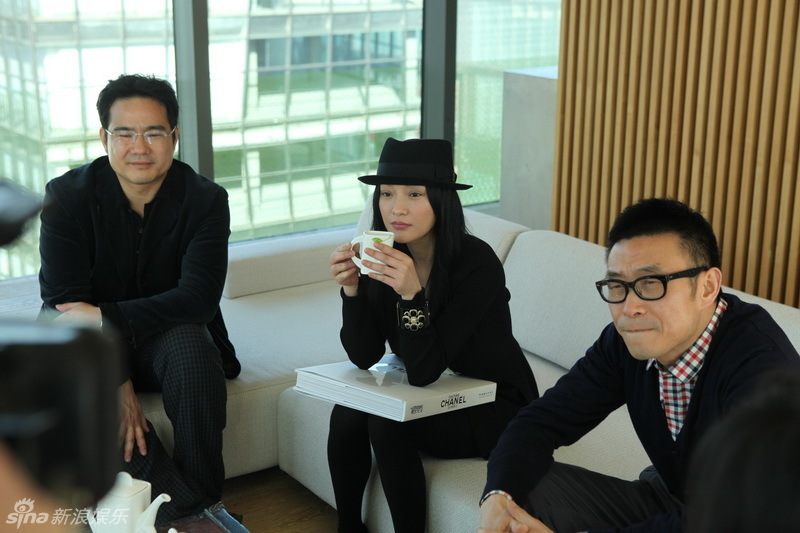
38, 156, 240, 378
485, 293, 800, 532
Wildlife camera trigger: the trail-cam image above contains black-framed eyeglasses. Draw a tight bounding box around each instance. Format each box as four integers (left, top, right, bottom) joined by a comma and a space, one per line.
104, 126, 176, 146
595, 266, 709, 303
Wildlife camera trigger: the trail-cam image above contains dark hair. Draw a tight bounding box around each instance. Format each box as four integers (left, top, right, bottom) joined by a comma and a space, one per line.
96, 74, 179, 130
606, 198, 720, 269
370, 184, 468, 309
686, 369, 800, 532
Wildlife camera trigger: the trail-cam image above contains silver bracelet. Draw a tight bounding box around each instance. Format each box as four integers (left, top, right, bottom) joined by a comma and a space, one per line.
479, 489, 513, 507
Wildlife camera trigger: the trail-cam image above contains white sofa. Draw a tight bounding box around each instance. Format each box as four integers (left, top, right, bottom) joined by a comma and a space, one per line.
6, 209, 800, 532
274, 223, 800, 532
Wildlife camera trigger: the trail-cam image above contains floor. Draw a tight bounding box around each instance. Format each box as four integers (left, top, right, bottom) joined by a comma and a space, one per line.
222, 467, 338, 533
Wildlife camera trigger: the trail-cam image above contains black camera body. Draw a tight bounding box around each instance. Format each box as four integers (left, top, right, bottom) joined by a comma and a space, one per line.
0, 323, 121, 508
1, 179, 120, 507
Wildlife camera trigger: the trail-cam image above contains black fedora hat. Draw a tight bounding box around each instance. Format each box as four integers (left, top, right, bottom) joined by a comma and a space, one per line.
358, 137, 472, 190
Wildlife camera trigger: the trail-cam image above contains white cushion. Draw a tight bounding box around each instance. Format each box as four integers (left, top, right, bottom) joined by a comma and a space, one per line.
505, 230, 612, 370
223, 228, 355, 299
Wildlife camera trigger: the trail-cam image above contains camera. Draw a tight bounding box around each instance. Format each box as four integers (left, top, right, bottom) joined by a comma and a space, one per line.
1, 179, 120, 509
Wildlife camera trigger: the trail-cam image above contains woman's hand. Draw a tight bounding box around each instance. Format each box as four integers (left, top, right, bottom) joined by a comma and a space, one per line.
330, 243, 360, 296
362, 241, 422, 300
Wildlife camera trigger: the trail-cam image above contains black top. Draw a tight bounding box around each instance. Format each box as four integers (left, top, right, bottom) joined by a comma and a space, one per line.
340, 234, 538, 455
38, 156, 240, 378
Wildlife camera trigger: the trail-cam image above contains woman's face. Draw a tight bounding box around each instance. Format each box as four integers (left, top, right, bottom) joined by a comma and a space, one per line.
378, 184, 436, 245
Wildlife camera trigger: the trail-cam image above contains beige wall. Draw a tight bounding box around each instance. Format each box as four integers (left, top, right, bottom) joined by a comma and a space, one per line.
500, 67, 558, 231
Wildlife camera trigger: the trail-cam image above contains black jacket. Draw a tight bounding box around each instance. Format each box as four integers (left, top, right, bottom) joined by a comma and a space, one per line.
38, 156, 240, 378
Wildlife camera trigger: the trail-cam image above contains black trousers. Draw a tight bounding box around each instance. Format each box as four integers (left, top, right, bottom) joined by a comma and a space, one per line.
123, 324, 227, 524
327, 404, 490, 533
524, 462, 683, 532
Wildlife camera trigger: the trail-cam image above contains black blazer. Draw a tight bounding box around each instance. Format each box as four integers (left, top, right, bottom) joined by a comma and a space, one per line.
39, 156, 240, 378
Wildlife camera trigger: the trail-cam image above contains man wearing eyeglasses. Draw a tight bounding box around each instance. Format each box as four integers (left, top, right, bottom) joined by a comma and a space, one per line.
38, 74, 240, 524
478, 198, 800, 533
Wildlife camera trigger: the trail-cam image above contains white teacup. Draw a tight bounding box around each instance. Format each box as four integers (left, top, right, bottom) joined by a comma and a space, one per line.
350, 230, 395, 274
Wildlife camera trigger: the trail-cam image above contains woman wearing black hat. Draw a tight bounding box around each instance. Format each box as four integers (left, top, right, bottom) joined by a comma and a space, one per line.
327, 137, 539, 533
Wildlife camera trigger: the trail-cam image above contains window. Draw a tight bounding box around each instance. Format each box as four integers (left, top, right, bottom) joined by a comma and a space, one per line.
455, 0, 561, 206
209, 2, 423, 241
0, 0, 175, 279
0, 0, 560, 280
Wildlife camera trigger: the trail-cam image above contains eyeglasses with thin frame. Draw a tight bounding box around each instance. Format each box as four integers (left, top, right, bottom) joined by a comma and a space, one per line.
104, 126, 177, 146
595, 266, 709, 303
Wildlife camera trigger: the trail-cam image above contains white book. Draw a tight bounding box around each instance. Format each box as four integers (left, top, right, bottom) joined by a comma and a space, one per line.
294, 354, 496, 422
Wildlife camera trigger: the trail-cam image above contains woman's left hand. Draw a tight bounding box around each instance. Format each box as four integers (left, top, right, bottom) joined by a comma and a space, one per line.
362, 241, 422, 300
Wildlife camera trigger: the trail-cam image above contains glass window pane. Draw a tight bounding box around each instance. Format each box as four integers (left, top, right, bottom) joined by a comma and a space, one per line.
260, 145, 287, 173
215, 149, 244, 178
252, 38, 288, 68
0, 2, 174, 279
291, 36, 328, 65
455, 0, 561, 206
210, 2, 422, 243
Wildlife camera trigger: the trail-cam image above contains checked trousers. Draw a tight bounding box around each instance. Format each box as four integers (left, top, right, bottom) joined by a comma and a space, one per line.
123, 324, 227, 525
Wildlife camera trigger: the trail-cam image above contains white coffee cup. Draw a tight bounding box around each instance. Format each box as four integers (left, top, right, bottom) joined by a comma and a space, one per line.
350, 230, 395, 274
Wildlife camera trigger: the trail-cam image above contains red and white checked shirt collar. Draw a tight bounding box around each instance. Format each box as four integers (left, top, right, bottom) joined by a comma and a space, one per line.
647, 298, 728, 440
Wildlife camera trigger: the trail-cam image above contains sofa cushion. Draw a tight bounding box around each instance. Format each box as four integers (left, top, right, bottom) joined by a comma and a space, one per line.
223, 227, 355, 299
0, 274, 40, 320
505, 230, 612, 371
465, 210, 530, 263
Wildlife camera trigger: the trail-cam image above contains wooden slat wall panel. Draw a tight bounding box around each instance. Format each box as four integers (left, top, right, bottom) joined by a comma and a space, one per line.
553, 0, 800, 307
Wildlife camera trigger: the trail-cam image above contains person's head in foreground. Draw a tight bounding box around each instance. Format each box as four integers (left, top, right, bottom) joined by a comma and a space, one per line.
686, 368, 800, 532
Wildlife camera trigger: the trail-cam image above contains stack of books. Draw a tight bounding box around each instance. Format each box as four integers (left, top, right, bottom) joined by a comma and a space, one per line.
294, 354, 496, 421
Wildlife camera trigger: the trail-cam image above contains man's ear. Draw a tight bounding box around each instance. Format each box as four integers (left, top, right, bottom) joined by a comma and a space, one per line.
99, 128, 109, 153
702, 267, 723, 303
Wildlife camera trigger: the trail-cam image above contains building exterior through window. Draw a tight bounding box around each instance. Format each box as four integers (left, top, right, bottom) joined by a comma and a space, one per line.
0, 0, 560, 280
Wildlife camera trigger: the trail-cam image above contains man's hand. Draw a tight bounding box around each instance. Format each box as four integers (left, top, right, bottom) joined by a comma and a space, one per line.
478, 496, 554, 533
119, 380, 149, 462
479, 493, 515, 532
506, 500, 554, 533
54, 301, 102, 327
